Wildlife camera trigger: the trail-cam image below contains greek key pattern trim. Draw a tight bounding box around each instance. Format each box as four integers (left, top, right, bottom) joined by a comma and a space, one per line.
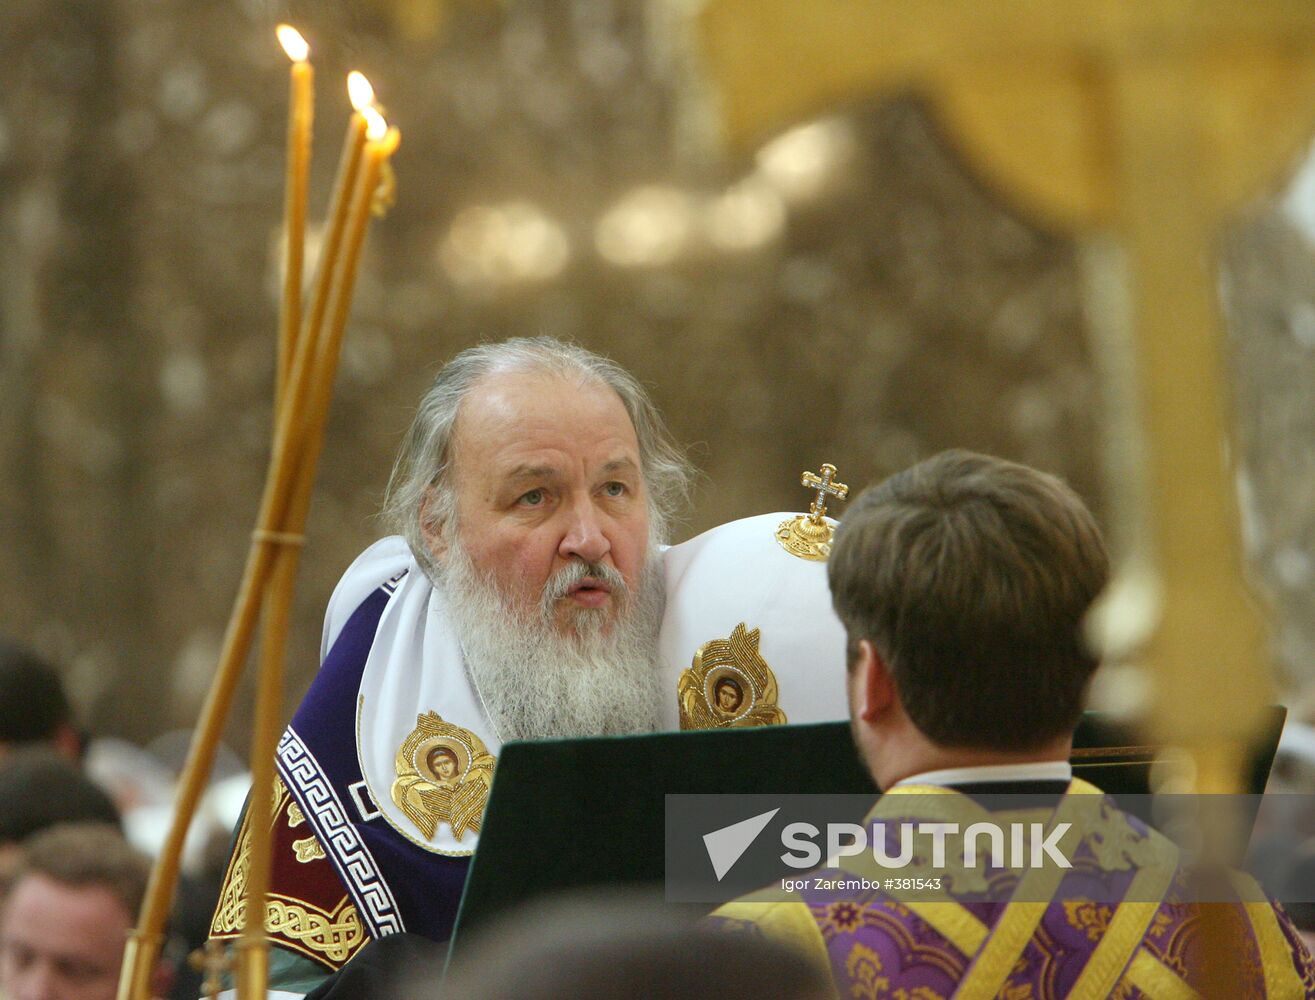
277, 726, 405, 937
348, 779, 383, 821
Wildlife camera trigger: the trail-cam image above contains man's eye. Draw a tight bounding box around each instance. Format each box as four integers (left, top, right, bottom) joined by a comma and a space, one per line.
519, 489, 545, 506
603, 482, 626, 498
59, 958, 102, 983
3, 943, 35, 970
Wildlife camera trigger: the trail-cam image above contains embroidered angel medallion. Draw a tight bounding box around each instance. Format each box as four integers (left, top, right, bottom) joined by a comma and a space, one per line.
391, 712, 496, 842
677, 622, 787, 730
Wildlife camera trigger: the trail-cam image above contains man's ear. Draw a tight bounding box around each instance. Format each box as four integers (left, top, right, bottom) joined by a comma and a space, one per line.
419, 488, 449, 562
51, 722, 83, 764
855, 639, 895, 723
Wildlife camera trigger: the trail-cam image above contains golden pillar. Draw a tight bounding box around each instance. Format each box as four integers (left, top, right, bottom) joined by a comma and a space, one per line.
694, 0, 1315, 794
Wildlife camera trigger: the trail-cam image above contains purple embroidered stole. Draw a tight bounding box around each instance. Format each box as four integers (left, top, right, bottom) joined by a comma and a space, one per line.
275, 574, 472, 946
786, 783, 1313, 997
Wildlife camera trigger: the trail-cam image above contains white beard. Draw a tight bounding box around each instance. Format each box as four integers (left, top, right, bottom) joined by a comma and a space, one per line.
438, 538, 665, 741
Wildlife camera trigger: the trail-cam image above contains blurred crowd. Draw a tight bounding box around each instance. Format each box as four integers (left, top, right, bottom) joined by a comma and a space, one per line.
0, 639, 244, 1000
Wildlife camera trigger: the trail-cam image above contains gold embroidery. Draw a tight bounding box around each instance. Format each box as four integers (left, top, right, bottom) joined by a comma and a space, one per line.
776, 462, 848, 561
871, 779, 1103, 898
677, 623, 787, 729
1085, 799, 1162, 871
1063, 899, 1113, 941
951, 802, 1088, 1000
906, 900, 988, 958
845, 942, 889, 1000
1241, 888, 1311, 998
1111, 978, 1138, 1000
209, 781, 365, 968
1067, 849, 1180, 1000
392, 711, 496, 842
1121, 948, 1202, 1000
264, 899, 364, 965
293, 836, 327, 863
287, 800, 306, 827
1148, 910, 1175, 938
824, 900, 865, 934
1282, 898, 1315, 993
813, 898, 966, 982
210, 781, 289, 939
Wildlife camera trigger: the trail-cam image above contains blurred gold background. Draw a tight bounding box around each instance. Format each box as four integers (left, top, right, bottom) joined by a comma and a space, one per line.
1, 0, 1312, 748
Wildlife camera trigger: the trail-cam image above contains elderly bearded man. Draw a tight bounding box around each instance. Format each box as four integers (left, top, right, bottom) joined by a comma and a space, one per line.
208, 338, 692, 997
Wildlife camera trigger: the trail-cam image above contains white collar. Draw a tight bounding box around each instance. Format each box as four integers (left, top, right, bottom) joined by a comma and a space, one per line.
322, 536, 496, 858
893, 760, 1073, 788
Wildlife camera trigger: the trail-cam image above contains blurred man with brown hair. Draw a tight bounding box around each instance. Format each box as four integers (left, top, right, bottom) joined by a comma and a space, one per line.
711, 450, 1315, 997
0, 823, 167, 1000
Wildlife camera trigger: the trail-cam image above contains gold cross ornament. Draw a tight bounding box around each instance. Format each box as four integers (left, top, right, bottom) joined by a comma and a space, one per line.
777, 462, 849, 561
801, 463, 849, 522
188, 940, 234, 1000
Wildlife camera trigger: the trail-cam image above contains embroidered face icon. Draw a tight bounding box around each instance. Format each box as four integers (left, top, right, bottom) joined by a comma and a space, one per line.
394, 713, 496, 843
714, 677, 743, 713
426, 746, 460, 783
678, 623, 786, 730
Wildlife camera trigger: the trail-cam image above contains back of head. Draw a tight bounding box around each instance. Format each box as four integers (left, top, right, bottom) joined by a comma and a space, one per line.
380, 337, 692, 578
438, 891, 830, 1000
828, 449, 1109, 752
0, 746, 120, 846
0, 640, 71, 747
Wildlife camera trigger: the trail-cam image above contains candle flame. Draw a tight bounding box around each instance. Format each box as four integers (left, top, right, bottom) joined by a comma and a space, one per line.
363, 107, 388, 141
276, 25, 309, 63
347, 71, 375, 112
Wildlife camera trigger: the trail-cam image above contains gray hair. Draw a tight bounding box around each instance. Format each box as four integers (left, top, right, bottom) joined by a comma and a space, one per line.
381, 337, 694, 578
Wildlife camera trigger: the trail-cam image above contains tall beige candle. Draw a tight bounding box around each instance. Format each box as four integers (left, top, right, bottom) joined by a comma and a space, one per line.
275, 25, 313, 405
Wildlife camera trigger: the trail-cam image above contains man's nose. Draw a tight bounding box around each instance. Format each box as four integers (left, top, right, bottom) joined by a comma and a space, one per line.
558, 500, 611, 565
